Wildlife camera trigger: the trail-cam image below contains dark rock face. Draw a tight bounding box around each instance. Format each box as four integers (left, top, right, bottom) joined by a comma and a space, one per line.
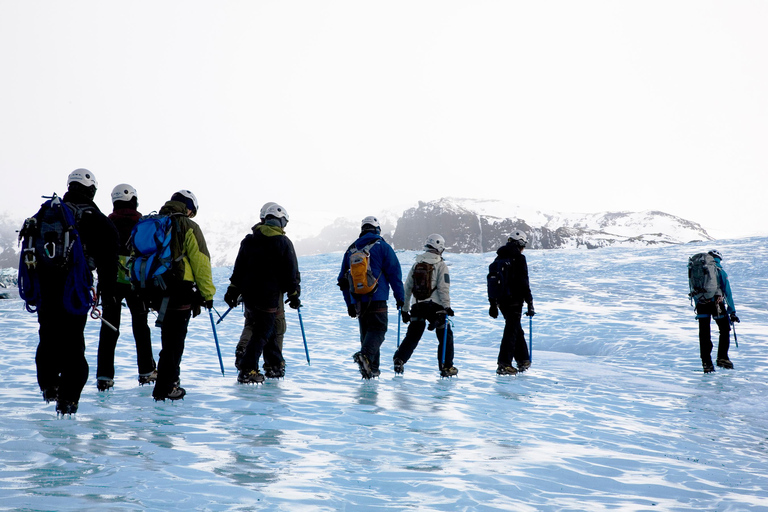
391, 199, 712, 253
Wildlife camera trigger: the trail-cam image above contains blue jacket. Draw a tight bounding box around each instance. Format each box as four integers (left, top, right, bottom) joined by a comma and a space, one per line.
714, 259, 736, 314
337, 232, 405, 305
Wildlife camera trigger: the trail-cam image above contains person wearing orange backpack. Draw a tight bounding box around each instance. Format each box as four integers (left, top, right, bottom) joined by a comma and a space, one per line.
337, 216, 404, 379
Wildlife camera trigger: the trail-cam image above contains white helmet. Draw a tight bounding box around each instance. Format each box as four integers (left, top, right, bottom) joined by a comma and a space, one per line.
111, 183, 137, 203
67, 168, 98, 189
171, 189, 199, 216
508, 230, 528, 247
259, 201, 277, 220
263, 203, 289, 222
361, 216, 380, 229
709, 249, 723, 260
424, 233, 445, 254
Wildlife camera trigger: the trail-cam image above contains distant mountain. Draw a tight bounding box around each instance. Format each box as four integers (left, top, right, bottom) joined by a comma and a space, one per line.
0, 199, 715, 270
391, 198, 713, 252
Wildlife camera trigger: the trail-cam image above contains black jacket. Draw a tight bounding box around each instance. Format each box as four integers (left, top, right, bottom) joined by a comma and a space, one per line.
493, 242, 533, 306
229, 224, 300, 312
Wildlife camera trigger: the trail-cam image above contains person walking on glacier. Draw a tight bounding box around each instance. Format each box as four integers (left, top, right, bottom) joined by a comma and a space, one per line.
393, 233, 458, 377
688, 249, 740, 373
225, 203, 301, 384
487, 230, 534, 375
338, 216, 404, 379
95, 184, 157, 391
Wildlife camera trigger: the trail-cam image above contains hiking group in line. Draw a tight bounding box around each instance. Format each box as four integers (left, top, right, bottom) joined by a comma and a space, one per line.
18, 169, 740, 415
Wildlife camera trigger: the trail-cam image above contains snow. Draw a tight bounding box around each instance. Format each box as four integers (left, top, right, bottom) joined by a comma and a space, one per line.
1, 237, 767, 510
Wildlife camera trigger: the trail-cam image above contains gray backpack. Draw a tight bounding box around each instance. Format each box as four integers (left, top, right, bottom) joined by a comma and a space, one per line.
688, 252, 721, 304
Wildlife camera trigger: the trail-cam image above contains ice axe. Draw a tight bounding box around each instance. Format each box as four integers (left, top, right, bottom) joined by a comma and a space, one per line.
208, 308, 225, 376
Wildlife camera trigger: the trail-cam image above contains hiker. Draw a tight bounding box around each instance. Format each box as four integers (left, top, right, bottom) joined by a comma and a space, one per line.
232, 202, 289, 378
689, 249, 740, 373
25, 169, 119, 414
225, 203, 301, 384
151, 190, 216, 401
95, 184, 157, 391
487, 230, 534, 375
394, 234, 458, 377
337, 216, 404, 379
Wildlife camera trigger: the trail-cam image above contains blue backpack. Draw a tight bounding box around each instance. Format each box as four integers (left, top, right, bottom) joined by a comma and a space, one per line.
18, 194, 95, 314
128, 213, 182, 294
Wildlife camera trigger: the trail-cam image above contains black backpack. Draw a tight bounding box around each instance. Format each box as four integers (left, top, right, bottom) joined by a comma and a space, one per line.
17, 194, 95, 314
411, 261, 435, 301
487, 257, 514, 300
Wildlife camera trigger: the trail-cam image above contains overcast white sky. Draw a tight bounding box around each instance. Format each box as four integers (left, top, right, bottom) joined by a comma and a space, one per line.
1, 1, 766, 240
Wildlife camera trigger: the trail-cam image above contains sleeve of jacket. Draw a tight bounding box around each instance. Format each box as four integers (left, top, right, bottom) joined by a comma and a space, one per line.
435, 259, 451, 309
183, 223, 216, 301
382, 243, 405, 303
281, 237, 301, 297
402, 264, 415, 313
337, 249, 352, 306
229, 236, 249, 290
719, 267, 736, 313
520, 255, 533, 305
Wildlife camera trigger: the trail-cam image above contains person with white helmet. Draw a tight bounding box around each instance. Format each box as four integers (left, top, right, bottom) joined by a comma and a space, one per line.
691, 249, 740, 373
487, 230, 534, 375
30, 169, 119, 414
151, 190, 216, 401
393, 233, 458, 377
225, 202, 301, 384
95, 184, 157, 391
337, 216, 405, 379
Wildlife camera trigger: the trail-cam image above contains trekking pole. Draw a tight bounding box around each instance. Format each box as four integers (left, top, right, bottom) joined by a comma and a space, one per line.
297, 306, 311, 365
529, 315, 534, 362
208, 309, 225, 376
397, 306, 402, 348
441, 315, 452, 367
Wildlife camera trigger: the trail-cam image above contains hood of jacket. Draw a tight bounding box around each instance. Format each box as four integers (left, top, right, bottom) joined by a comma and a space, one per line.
416, 251, 443, 265
254, 223, 285, 237
496, 242, 521, 259
159, 200, 187, 216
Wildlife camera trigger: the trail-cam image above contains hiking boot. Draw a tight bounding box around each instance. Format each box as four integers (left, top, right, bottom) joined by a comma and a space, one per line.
238, 369, 265, 384
264, 365, 286, 379
440, 366, 459, 378
234, 347, 246, 371
41, 387, 58, 404
153, 386, 186, 401
517, 360, 532, 372
96, 377, 114, 391
703, 362, 716, 373
716, 358, 734, 369
496, 364, 518, 376
56, 400, 78, 415
138, 370, 158, 385
393, 358, 405, 374
353, 352, 373, 379
370, 369, 381, 378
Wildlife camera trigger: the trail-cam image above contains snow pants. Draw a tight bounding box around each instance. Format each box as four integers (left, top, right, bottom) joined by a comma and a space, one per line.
36, 305, 89, 405
153, 306, 192, 399
497, 302, 530, 367
696, 301, 731, 364
236, 297, 285, 370
357, 300, 388, 372
394, 300, 454, 369
97, 284, 156, 380
241, 307, 278, 373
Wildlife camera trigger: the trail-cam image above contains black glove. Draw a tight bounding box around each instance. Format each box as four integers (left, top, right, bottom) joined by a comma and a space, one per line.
401, 310, 411, 324
396, 299, 405, 310
525, 306, 535, 317
347, 304, 357, 318
489, 304, 498, 319
224, 286, 240, 308
286, 294, 301, 309
444, 307, 454, 317
730, 313, 740, 323
204, 300, 214, 310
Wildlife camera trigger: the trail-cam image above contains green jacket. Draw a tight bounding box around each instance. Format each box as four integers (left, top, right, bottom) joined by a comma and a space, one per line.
158, 200, 216, 301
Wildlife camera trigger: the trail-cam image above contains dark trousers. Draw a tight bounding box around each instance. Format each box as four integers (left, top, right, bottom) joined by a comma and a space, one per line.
236, 297, 286, 369
696, 301, 731, 363
497, 302, 530, 367
97, 285, 155, 379
242, 307, 278, 372
357, 300, 388, 372
394, 301, 454, 368
154, 306, 192, 397
36, 305, 89, 404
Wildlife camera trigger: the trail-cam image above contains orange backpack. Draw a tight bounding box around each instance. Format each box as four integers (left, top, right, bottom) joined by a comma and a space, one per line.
347, 240, 381, 296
